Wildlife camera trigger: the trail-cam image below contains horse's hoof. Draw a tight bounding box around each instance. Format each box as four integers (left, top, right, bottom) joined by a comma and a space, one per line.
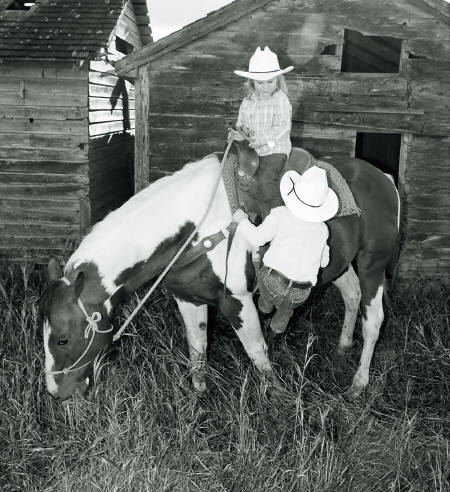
192, 376, 207, 392
345, 383, 365, 400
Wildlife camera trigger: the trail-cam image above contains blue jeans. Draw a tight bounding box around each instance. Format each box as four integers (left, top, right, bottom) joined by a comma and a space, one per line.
257, 266, 312, 333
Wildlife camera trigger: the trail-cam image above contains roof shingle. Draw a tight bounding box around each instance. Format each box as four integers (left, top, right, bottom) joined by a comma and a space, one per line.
0, 0, 126, 60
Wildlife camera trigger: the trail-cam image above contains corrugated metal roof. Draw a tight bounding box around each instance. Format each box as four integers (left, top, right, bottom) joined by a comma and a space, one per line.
0, 0, 142, 60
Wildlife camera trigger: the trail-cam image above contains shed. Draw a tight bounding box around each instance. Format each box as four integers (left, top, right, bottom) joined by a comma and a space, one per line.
116, 0, 450, 284
0, 0, 152, 263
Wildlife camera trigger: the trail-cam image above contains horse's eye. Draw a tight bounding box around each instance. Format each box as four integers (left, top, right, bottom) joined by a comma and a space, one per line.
57, 339, 68, 346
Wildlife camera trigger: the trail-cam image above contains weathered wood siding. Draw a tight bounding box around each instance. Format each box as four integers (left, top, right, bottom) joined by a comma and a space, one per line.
0, 60, 89, 263
87, 2, 139, 223
140, 0, 449, 282
397, 134, 450, 280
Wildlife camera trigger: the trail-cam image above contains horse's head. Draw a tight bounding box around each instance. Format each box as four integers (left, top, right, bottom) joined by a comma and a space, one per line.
41, 258, 113, 401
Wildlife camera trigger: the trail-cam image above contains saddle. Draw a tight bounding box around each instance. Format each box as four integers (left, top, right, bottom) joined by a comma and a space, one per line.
223, 141, 360, 219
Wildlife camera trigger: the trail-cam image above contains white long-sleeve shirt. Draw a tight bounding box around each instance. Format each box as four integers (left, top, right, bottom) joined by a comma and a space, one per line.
236, 89, 292, 157
237, 206, 330, 284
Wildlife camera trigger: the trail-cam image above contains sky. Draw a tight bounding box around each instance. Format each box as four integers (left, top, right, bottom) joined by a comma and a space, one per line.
147, 0, 233, 40
147, 0, 450, 41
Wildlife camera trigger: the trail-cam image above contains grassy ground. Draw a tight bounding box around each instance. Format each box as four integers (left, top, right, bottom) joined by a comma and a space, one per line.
0, 265, 449, 492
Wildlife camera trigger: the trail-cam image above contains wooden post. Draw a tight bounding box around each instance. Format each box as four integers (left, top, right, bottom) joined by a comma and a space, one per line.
134, 64, 150, 193
79, 196, 91, 236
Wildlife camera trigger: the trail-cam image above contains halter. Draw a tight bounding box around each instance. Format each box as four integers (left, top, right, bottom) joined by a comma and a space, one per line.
46, 277, 113, 376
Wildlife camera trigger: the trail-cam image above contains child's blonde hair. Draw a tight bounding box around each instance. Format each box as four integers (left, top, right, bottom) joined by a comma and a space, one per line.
244, 75, 288, 98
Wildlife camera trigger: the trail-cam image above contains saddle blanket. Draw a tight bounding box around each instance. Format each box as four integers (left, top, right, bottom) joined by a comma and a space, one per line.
222, 150, 361, 219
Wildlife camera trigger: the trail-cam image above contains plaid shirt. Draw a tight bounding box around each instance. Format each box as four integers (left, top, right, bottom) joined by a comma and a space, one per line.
236, 89, 292, 157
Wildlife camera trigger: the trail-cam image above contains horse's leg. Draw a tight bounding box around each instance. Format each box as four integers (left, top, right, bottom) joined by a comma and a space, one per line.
174, 297, 208, 391
332, 264, 361, 355
349, 253, 385, 398
220, 293, 272, 374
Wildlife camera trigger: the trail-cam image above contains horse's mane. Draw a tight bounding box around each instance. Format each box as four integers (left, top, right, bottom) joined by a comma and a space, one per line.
66, 155, 221, 275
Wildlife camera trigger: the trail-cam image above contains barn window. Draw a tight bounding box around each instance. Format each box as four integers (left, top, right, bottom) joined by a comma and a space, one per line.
115, 36, 134, 55
355, 132, 401, 184
321, 44, 337, 55
6, 0, 35, 9
341, 29, 402, 73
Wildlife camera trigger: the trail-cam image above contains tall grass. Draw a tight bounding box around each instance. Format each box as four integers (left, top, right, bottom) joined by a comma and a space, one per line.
1, 265, 449, 491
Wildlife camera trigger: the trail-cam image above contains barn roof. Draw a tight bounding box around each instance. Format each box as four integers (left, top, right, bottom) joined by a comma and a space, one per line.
0, 0, 151, 60
116, 0, 450, 76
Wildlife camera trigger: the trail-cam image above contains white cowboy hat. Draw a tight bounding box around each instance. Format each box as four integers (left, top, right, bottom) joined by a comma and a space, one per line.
234, 46, 294, 81
280, 167, 339, 222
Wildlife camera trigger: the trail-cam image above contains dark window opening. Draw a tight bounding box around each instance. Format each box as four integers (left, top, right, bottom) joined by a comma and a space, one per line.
341, 29, 402, 73
321, 44, 337, 55
355, 132, 401, 185
115, 36, 134, 55
7, 0, 35, 9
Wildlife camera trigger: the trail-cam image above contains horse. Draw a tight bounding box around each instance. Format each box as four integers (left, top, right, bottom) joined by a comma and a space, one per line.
41, 147, 399, 401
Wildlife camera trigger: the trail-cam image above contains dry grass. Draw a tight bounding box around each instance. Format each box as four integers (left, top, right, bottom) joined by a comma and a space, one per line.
0, 265, 449, 491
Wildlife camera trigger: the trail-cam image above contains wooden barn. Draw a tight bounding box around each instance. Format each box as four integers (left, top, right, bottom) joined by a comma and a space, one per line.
0, 0, 152, 263
116, 0, 450, 284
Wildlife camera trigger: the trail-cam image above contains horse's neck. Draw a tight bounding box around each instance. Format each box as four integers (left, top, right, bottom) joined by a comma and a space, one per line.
67, 156, 230, 301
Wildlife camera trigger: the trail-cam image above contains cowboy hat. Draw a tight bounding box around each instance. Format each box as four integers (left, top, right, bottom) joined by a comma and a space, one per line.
234, 46, 294, 81
280, 167, 339, 222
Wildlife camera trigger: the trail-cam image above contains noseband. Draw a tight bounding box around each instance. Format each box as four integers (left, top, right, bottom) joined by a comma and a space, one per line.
46, 277, 113, 376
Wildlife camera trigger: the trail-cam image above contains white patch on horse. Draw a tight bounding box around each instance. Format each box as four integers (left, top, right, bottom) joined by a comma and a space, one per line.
103, 298, 113, 315
66, 156, 226, 294
333, 265, 361, 354
43, 319, 58, 395
383, 173, 401, 230
350, 284, 384, 395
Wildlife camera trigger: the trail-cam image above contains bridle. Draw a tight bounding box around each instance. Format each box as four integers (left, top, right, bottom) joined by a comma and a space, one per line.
46, 277, 113, 376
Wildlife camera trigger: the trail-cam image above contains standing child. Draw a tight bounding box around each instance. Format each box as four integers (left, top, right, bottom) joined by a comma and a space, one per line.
233, 166, 339, 334
228, 46, 294, 207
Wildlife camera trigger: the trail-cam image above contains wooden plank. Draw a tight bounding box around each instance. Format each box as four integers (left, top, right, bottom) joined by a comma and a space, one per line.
0, 182, 86, 199
0, 60, 87, 80
0, 92, 88, 107
89, 96, 135, 111
134, 65, 150, 192
0, 146, 89, 161
0, 207, 80, 224
0, 134, 88, 155
89, 109, 136, 124
0, 171, 88, 186
0, 77, 87, 94
89, 121, 134, 137
0, 160, 87, 174
0, 105, 88, 120
89, 71, 121, 87
0, 118, 87, 136
89, 83, 135, 99
0, 222, 81, 235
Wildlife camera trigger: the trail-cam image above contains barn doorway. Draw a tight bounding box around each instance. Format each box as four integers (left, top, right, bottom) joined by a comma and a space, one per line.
355, 132, 401, 185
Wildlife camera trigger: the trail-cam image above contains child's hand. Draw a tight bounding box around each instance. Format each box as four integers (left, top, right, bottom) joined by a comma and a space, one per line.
248, 134, 262, 149
228, 128, 246, 142
232, 209, 248, 223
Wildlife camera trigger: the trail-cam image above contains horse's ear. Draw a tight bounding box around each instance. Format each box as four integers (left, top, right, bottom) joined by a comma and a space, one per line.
74, 272, 85, 298
48, 258, 62, 281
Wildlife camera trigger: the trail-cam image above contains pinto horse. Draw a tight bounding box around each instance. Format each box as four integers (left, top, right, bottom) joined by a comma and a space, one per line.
41, 150, 399, 401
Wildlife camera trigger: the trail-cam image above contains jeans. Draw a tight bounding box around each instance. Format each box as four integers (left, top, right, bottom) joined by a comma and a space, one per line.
256, 153, 287, 216
257, 265, 312, 333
